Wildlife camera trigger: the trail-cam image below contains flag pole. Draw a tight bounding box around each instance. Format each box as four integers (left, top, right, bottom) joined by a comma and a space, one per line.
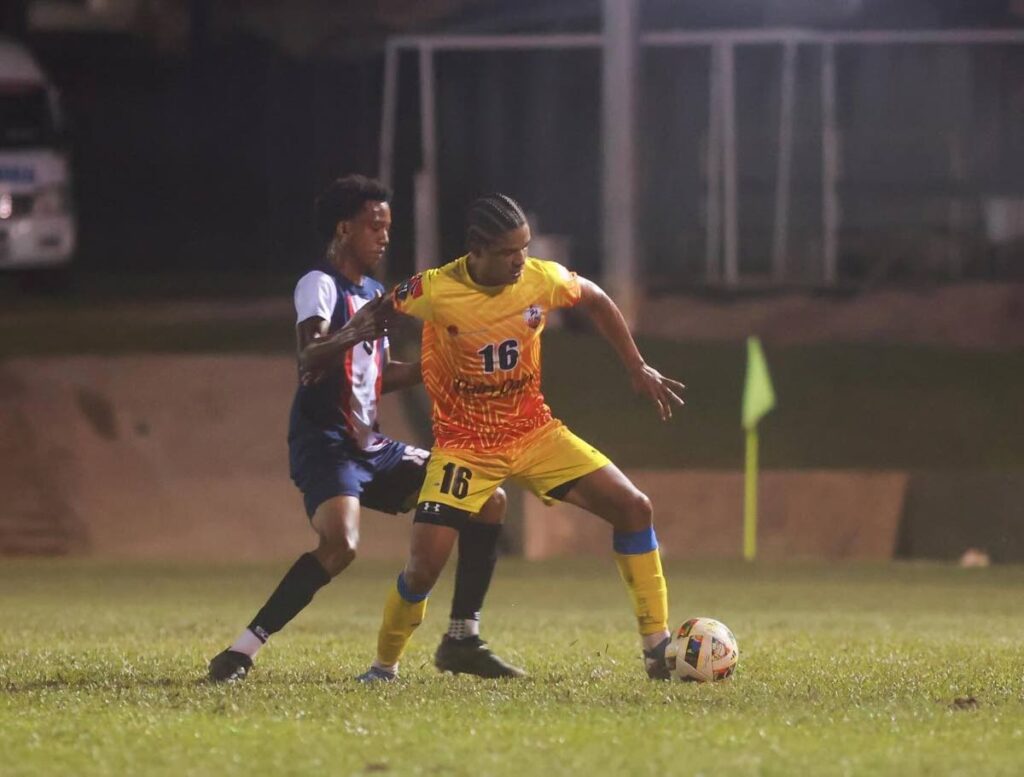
742, 336, 775, 563
744, 427, 758, 561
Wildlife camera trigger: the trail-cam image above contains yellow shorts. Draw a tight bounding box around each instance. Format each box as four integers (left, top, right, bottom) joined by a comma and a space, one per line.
419, 420, 611, 514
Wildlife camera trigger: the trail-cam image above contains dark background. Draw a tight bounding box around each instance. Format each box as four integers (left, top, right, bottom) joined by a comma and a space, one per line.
4, 0, 1024, 287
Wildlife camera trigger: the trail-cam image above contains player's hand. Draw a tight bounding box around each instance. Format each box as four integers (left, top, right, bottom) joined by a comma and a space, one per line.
629, 363, 685, 421
299, 367, 327, 386
345, 293, 391, 342
376, 293, 396, 322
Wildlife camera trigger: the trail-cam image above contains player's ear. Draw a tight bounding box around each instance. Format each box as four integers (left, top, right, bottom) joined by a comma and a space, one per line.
466, 226, 485, 257
335, 219, 349, 241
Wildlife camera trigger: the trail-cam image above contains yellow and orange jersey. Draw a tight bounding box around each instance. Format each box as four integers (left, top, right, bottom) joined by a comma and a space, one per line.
392, 255, 582, 452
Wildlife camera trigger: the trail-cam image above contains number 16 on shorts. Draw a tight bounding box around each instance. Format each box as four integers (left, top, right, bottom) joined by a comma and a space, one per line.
439, 462, 473, 499
420, 456, 496, 514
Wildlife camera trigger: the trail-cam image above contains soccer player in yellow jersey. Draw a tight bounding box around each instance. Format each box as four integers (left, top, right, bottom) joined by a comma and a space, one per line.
357, 194, 685, 682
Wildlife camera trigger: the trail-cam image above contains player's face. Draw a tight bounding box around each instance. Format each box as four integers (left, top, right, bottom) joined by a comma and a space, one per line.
340, 200, 391, 273
475, 223, 531, 286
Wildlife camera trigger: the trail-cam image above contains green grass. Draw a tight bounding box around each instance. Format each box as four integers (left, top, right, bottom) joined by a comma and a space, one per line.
2, 301, 1022, 470
2, 560, 1024, 776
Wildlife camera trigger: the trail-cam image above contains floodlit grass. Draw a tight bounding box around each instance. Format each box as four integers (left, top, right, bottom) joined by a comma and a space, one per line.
2, 559, 1023, 776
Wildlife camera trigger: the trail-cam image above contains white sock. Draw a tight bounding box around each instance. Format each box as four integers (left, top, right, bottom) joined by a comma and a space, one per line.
229, 628, 265, 658
447, 618, 480, 640
642, 629, 671, 652
372, 660, 398, 675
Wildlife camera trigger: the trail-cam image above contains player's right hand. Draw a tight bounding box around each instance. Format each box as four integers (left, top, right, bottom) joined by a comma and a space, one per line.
346, 293, 391, 342
629, 363, 686, 421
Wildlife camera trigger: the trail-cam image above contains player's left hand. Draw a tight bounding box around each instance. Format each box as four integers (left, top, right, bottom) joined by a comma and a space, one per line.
629, 363, 685, 421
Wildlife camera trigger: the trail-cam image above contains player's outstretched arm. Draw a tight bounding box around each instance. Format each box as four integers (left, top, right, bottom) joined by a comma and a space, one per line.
297, 294, 390, 373
575, 276, 686, 421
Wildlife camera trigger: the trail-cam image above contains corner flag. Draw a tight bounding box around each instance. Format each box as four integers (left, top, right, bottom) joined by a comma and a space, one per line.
743, 337, 776, 431
742, 337, 775, 561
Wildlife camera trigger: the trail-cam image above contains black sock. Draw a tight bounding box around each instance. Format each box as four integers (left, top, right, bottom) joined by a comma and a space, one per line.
450, 522, 502, 626
247, 552, 331, 641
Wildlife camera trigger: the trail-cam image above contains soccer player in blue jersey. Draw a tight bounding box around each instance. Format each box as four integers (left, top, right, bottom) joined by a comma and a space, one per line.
208, 176, 522, 681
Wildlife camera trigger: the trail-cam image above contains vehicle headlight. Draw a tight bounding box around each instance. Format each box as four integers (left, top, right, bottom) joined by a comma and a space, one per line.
32, 185, 71, 216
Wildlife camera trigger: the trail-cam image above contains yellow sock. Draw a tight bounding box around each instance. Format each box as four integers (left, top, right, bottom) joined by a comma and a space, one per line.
614, 546, 669, 637
375, 573, 429, 667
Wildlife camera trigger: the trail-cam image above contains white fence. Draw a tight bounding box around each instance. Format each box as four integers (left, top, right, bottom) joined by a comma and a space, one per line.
379, 27, 1024, 292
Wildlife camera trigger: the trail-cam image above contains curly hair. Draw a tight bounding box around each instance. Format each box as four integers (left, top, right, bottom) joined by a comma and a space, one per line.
314, 175, 391, 240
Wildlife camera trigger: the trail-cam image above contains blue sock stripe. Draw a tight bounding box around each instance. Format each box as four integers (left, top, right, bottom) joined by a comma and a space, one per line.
613, 526, 659, 555
396, 572, 429, 603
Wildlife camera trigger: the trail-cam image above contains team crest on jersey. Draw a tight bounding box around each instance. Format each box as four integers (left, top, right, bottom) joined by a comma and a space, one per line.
395, 273, 424, 301
523, 305, 543, 329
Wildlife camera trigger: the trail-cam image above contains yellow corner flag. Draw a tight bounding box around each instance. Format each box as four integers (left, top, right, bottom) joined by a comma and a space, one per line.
742, 337, 775, 561
743, 337, 776, 431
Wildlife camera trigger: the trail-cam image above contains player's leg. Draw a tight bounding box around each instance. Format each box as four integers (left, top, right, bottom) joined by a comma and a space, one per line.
359, 441, 511, 628
446, 488, 505, 641
354, 443, 456, 679
433, 488, 525, 678
208, 452, 367, 682
360, 450, 514, 680
555, 464, 672, 679
209, 495, 359, 682
360, 502, 464, 681
518, 423, 670, 679
356, 441, 493, 628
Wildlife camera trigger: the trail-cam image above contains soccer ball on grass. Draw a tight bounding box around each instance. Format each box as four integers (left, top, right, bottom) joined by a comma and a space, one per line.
665, 617, 738, 682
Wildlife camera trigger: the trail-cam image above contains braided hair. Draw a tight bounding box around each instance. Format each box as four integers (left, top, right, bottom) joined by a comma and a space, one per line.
314, 175, 390, 241
466, 193, 528, 252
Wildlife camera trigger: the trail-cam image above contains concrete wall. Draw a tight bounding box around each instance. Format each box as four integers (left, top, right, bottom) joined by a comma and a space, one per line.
4, 355, 1016, 562
0, 356, 419, 559
523, 470, 908, 560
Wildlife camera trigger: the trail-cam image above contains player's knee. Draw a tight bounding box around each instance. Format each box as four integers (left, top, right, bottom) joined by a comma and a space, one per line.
404, 543, 448, 594
402, 561, 439, 596
625, 490, 654, 529
477, 487, 507, 524
316, 534, 358, 576
491, 486, 508, 514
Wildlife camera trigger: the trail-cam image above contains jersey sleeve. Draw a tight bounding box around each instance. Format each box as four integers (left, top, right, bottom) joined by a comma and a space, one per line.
390, 270, 434, 321
538, 260, 582, 309
294, 271, 337, 324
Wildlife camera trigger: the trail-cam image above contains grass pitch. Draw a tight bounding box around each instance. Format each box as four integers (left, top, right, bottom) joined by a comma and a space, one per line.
2, 559, 1023, 776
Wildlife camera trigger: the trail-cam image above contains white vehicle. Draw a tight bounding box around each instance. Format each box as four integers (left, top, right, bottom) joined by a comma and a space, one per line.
0, 37, 76, 270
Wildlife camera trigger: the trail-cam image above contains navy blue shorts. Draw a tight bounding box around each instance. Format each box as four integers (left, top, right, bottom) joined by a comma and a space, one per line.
289, 434, 429, 519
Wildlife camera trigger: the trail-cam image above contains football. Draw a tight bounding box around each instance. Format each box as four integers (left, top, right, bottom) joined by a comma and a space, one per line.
665, 617, 739, 682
